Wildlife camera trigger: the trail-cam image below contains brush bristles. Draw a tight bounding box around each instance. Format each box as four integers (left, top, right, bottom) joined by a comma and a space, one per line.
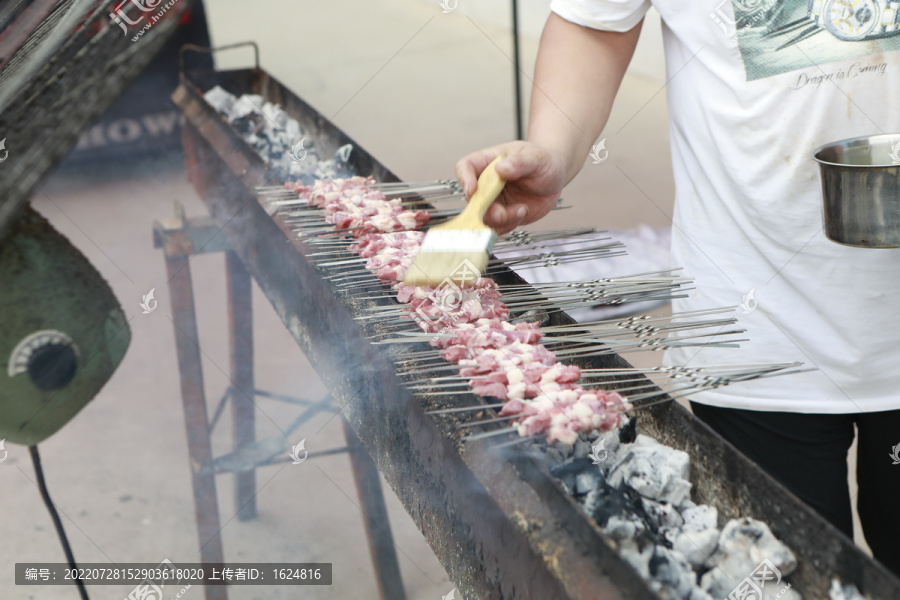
403, 251, 490, 287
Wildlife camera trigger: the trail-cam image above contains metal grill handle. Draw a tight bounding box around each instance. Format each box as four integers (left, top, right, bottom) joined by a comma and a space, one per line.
178, 41, 260, 77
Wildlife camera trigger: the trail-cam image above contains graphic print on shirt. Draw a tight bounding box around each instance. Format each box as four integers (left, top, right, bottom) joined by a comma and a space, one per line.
711, 0, 900, 80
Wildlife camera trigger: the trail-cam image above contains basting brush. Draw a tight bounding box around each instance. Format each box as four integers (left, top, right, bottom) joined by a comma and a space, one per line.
403, 155, 507, 286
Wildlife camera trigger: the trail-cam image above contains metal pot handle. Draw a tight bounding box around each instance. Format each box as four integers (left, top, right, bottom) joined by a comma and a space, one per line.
178, 41, 260, 77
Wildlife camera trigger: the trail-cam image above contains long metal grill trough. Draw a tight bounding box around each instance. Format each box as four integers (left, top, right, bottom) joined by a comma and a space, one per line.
172, 57, 900, 600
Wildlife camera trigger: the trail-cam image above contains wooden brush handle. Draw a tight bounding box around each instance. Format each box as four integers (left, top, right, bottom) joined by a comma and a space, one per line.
457, 154, 507, 228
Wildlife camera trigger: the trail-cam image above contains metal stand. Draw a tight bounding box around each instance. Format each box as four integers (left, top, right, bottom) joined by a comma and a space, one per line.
153, 205, 406, 600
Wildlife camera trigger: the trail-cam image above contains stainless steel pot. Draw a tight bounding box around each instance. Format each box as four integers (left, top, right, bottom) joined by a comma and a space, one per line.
813, 133, 900, 248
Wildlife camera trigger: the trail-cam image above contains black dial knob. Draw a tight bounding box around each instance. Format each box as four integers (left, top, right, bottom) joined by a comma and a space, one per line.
28, 342, 78, 391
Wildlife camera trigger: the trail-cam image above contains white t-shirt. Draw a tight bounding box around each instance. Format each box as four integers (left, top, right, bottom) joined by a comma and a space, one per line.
551, 0, 900, 413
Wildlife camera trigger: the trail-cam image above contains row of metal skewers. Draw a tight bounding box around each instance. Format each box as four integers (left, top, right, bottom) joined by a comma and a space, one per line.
257, 178, 809, 444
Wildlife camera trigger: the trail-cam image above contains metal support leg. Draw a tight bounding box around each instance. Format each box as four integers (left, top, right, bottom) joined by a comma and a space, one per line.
156, 207, 407, 598
226, 250, 257, 521
164, 252, 228, 600
342, 419, 407, 600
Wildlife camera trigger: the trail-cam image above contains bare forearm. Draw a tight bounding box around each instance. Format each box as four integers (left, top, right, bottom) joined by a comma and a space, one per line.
528, 13, 643, 183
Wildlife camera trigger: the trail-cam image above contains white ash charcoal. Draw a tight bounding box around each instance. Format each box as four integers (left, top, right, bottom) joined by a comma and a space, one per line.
289, 155, 319, 178
203, 85, 236, 114
607, 435, 693, 506
688, 589, 713, 600
762, 581, 802, 600
582, 480, 635, 526
829, 579, 867, 600
261, 101, 291, 130
673, 505, 719, 570
681, 504, 717, 531
575, 469, 603, 495
700, 518, 797, 600
203, 88, 356, 184
618, 539, 653, 580
640, 498, 683, 543
603, 514, 646, 542
228, 94, 265, 121
285, 119, 302, 143
647, 545, 697, 600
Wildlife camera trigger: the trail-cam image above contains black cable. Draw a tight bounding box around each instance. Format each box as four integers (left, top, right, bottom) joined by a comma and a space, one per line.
511, 0, 524, 140
29, 445, 90, 600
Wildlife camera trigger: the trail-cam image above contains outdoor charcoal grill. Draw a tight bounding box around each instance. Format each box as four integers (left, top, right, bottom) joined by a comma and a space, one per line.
171, 45, 900, 599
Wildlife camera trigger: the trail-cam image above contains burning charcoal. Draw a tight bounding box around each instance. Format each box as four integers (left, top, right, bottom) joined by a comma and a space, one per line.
607, 435, 692, 506
549, 457, 594, 494
700, 518, 797, 600
618, 415, 637, 443
542, 443, 567, 465
584, 480, 633, 526
232, 115, 263, 138
648, 545, 697, 600
203, 85, 237, 115
673, 505, 719, 570
829, 579, 867, 600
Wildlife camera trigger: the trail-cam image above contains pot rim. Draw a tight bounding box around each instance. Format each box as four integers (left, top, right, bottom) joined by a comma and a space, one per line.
811, 132, 900, 168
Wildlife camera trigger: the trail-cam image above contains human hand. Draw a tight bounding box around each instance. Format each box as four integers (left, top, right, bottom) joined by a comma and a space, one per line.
455, 141, 567, 235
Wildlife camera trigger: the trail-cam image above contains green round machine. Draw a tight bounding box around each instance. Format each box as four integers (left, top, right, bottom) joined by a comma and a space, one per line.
0, 206, 130, 445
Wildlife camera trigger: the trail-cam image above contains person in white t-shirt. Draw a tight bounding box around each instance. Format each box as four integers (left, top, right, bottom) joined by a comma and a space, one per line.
456, 0, 900, 575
